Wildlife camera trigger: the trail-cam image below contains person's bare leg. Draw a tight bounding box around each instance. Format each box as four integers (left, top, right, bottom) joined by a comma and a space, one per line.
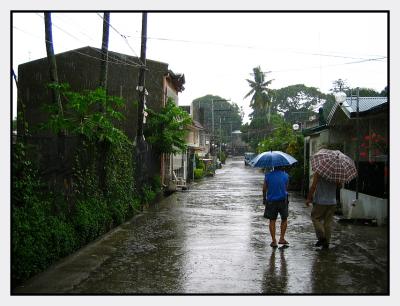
269, 219, 277, 246
279, 219, 288, 243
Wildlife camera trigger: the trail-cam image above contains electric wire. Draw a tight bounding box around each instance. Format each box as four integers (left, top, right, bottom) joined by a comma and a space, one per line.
96, 13, 144, 66
22, 14, 387, 77
269, 56, 386, 74
34, 13, 143, 68
14, 15, 387, 104
13, 24, 168, 107
13, 26, 141, 69
132, 34, 386, 61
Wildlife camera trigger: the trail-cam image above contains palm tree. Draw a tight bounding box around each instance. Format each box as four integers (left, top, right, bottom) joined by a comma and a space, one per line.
244, 66, 274, 112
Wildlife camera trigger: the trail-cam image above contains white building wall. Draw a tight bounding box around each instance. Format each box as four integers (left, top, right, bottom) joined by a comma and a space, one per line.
340, 189, 388, 225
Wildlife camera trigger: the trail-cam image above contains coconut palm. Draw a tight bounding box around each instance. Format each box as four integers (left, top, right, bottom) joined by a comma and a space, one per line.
244, 66, 274, 112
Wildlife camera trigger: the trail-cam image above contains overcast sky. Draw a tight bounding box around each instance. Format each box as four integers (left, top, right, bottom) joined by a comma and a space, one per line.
12, 12, 387, 123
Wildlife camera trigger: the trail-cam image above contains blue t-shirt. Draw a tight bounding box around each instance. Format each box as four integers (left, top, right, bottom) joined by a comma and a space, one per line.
265, 170, 289, 202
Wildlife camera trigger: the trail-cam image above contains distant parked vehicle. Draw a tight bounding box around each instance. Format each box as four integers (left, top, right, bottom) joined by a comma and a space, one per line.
244, 152, 256, 166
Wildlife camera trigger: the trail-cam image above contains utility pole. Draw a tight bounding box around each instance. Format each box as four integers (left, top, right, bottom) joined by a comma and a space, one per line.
98, 12, 110, 194
135, 12, 148, 196
44, 12, 63, 117
355, 87, 360, 200
210, 98, 230, 154
100, 12, 110, 94
136, 12, 147, 141
211, 99, 214, 141
219, 117, 222, 158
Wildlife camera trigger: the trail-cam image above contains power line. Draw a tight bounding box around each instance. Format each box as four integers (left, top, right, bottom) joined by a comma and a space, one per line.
18, 17, 387, 77
14, 20, 168, 106
53, 13, 142, 68
269, 56, 386, 74
56, 13, 99, 43
13, 25, 167, 98
34, 13, 143, 68
134, 34, 386, 61
13, 26, 142, 69
30, 12, 388, 61
96, 13, 144, 66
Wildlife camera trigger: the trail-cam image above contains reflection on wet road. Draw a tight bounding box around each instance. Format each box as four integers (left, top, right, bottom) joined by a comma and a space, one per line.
17, 158, 388, 294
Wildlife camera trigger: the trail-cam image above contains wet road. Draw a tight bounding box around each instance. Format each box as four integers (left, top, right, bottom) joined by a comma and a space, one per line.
15, 158, 388, 294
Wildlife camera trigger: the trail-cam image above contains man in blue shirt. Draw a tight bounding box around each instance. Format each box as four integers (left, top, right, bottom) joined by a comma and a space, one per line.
263, 166, 289, 248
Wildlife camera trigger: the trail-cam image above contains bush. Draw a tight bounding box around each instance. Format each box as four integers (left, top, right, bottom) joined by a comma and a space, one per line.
218, 151, 227, 164
194, 168, 204, 179
73, 198, 112, 244
11, 143, 78, 286
12, 201, 77, 286
11, 86, 164, 287
257, 122, 304, 190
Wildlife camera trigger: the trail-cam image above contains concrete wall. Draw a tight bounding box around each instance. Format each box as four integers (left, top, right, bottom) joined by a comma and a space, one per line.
17, 47, 169, 181
18, 46, 169, 141
340, 189, 388, 226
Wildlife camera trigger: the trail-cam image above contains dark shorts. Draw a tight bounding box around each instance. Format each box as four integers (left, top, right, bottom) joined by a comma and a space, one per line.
264, 200, 288, 220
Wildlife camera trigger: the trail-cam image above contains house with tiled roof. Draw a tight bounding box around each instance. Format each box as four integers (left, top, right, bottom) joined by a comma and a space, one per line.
302, 96, 388, 225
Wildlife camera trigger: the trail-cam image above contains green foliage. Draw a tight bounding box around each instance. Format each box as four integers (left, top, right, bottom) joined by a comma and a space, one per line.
12, 142, 78, 285
257, 121, 304, 189
195, 154, 205, 170
271, 84, 324, 124
242, 113, 286, 151
104, 141, 137, 224
244, 66, 274, 113
194, 168, 204, 179
218, 151, 227, 164
380, 86, 388, 97
12, 203, 78, 285
142, 184, 157, 204
73, 198, 112, 244
150, 175, 162, 192
191, 95, 242, 143
12, 85, 153, 287
42, 83, 130, 146
144, 98, 192, 154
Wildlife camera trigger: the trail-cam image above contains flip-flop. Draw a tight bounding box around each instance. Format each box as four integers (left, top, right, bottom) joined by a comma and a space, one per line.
270, 242, 278, 248
279, 240, 289, 245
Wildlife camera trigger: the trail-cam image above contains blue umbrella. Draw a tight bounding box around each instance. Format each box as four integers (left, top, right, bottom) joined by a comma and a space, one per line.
250, 151, 297, 168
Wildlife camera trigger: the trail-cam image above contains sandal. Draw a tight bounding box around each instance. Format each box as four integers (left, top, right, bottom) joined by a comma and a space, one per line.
279, 239, 289, 245
270, 242, 278, 248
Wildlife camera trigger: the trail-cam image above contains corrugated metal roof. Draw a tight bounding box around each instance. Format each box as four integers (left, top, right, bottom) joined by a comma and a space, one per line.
343, 96, 387, 113
327, 96, 388, 124
192, 120, 204, 129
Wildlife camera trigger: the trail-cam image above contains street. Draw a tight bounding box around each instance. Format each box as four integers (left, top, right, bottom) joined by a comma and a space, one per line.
14, 157, 388, 294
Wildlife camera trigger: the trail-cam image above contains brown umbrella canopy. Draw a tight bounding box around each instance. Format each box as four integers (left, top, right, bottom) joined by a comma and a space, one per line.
311, 149, 357, 183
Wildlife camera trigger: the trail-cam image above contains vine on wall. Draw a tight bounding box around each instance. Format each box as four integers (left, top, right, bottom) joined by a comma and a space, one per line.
12, 84, 159, 287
